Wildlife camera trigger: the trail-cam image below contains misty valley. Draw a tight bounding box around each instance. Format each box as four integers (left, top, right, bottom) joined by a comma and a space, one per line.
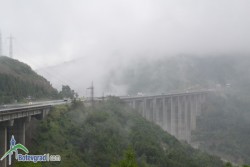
1, 1, 250, 167
0, 55, 250, 167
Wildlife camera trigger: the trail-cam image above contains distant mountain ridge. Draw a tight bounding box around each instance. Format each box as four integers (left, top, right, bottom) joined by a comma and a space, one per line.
105, 55, 250, 95
0, 56, 58, 104
36, 55, 122, 96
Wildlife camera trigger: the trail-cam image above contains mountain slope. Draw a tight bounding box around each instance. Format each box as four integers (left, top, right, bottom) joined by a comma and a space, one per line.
0, 56, 58, 103
105, 55, 250, 95
105, 55, 250, 165
36, 55, 120, 96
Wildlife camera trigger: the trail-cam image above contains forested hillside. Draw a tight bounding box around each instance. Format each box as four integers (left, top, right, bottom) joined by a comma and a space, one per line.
105, 55, 250, 165
194, 92, 250, 164
0, 56, 58, 103
15, 98, 224, 167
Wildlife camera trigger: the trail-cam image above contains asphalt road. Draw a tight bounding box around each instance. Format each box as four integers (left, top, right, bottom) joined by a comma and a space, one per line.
0, 100, 70, 112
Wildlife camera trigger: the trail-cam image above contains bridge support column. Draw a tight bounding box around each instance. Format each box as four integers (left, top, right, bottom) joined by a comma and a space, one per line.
183, 96, 189, 142
166, 98, 171, 133
190, 96, 196, 131
0, 125, 7, 167
194, 96, 198, 117
142, 99, 146, 118
178, 96, 187, 141
35, 109, 49, 120
153, 98, 161, 125
145, 99, 150, 120
149, 99, 154, 122
184, 97, 188, 141
138, 101, 143, 115
196, 95, 201, 116
152, 98, 156, 123
170, 97, 176, 136
132, 100, 136, 109
158, 98, 163, 127
198, 94, 205, 116
162, 98, 167, 131
177, 97, 180, 139
12, 118, 26, 145
0, 120, 14, 167
187, 96, 192, 143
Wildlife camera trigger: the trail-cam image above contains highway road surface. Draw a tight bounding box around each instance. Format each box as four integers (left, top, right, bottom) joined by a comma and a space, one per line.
0, 100, 71, 113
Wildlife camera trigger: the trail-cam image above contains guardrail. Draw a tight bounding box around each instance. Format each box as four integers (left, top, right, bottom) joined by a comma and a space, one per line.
0, 100, 70, 113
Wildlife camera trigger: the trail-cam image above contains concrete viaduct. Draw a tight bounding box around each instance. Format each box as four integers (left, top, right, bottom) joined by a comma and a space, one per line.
0, 90, 211, 167
120, 90, 210, 143
0, 100, 67, 167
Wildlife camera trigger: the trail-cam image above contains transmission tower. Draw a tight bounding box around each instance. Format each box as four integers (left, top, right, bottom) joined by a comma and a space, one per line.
8, 35, 14, 58
87, 81, 94, 107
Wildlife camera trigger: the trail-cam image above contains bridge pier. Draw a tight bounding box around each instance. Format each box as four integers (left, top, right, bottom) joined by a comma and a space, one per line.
170, 97, 176, 136
149, 99, 154, 122
0, 105, 52, 167
177, 97, 182, 139
0, 125, 7, 167
166, 98, 171, 133
197, 94, 205, 116
183, 96, 189, 142
152, 99, 156, 123
12, 118, 26, 145
35, 109, 49, 120
187, 96, 192, 142
142, 99, 146, 118
162, 98, 167, 131
132, 100, 136, 109
154, 98, 161, 126
190, 96, 196, 131
145, 99, 149, 120
122, 91, 209, 143
0, 120, 14, 167
177, 96, 186, 141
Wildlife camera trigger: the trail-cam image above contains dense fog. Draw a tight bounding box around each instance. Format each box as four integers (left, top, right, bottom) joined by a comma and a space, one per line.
1, 0, 250, 95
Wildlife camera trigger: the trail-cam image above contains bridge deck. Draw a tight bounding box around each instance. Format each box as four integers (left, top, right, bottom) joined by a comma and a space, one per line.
120, 89, 212, 100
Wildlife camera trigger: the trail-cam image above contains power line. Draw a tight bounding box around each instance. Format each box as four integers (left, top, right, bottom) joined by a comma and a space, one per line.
14, 39, 85, 95
87, 81, 94, 107
3, 33, 85, 94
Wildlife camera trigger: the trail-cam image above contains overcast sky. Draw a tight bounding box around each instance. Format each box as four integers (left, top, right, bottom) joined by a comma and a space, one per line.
0, 0, 250, 69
